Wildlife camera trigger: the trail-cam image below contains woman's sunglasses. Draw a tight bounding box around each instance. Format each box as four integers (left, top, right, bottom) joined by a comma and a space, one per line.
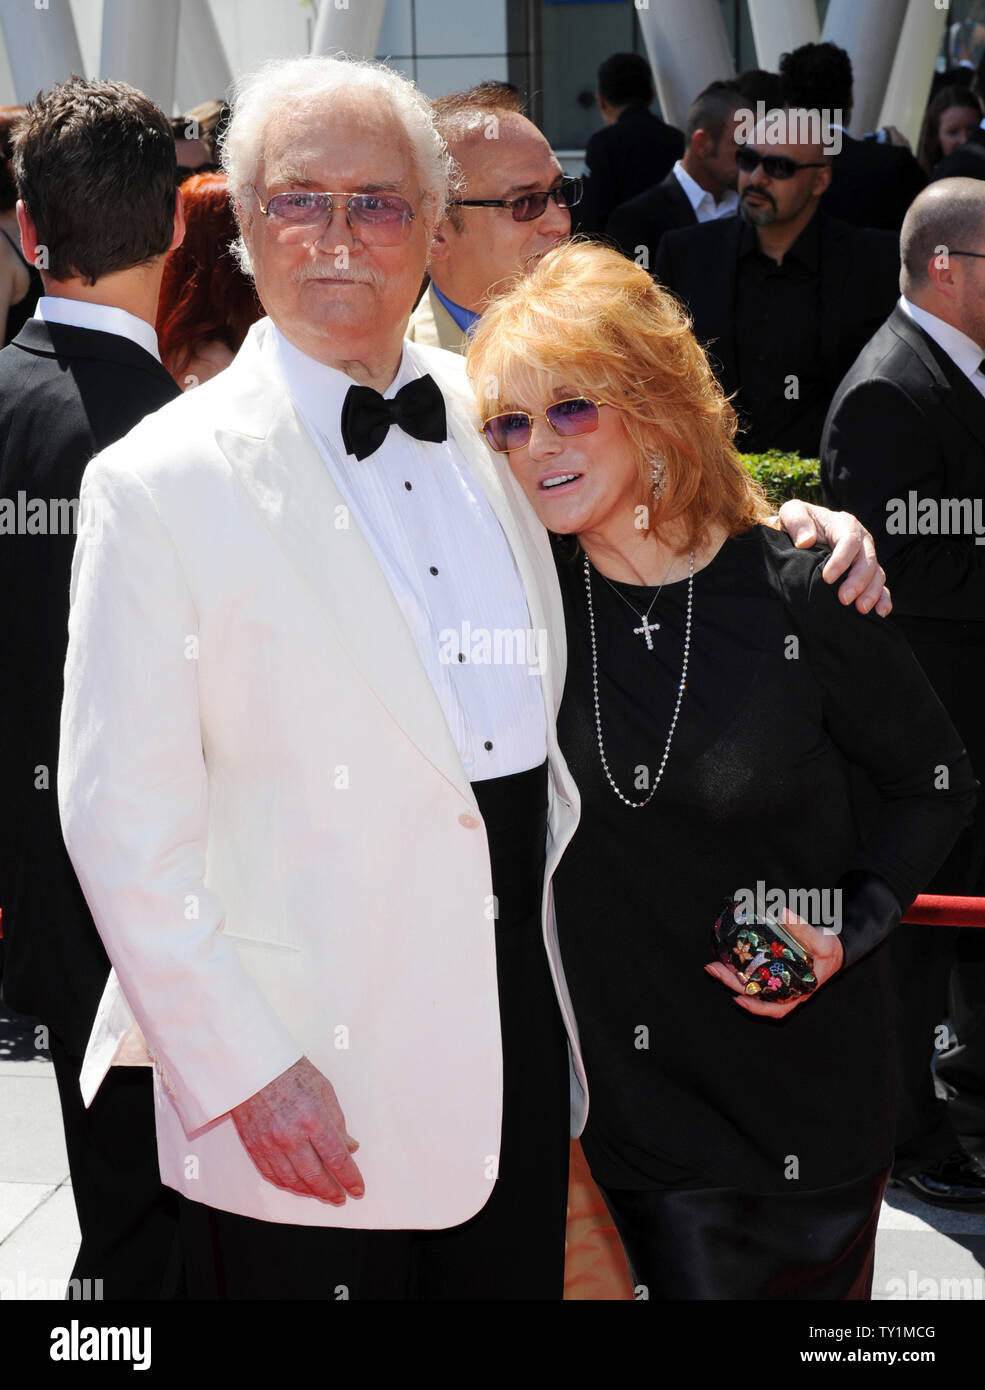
735, 148, 827, 180
479, 397, 606, 452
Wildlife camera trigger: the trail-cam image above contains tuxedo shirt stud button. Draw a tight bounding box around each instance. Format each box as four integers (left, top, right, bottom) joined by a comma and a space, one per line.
458, 813, 480, 830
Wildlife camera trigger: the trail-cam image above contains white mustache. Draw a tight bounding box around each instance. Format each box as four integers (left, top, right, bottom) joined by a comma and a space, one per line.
291, 265, 382, 287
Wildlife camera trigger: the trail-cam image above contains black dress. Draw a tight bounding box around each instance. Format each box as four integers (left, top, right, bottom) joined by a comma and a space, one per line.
552, 524, 976, 1298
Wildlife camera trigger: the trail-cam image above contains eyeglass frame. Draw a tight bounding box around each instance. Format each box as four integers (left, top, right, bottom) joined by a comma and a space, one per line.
948, 250, 985, 259
735, 148, 828, 180
450, 176, 583, 223
479, 396, 609, 452
251, 185, 417, 234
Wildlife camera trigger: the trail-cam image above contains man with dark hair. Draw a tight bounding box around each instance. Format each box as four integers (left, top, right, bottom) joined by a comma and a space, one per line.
779, 40, 926, 231
655, 112, 899, 458
606, 81, 742, 264
576, 52, 684, 236
732, 68, 785, 111
0, 75, 184, 1295
408, 93, 574, 351
822, 179, 985, 1205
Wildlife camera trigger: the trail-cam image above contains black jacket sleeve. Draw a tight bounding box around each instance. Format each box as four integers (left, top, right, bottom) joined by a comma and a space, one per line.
780, 542, 978, 967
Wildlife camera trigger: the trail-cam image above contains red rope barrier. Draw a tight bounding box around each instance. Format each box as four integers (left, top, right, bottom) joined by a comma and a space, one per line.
903, 894, 985, 927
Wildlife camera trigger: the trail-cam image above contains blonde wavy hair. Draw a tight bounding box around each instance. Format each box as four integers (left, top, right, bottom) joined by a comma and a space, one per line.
466, 239, 771, 552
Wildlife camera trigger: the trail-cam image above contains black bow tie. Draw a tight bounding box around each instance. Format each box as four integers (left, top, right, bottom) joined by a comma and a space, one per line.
340, 374, 448, 460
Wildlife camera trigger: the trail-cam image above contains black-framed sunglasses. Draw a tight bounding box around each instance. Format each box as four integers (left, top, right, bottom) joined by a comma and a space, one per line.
736, 148, 827, 180
480, 396, 607, 452
949, 250, 985, 259
253, 187, 416, 244
451, 176, 583, 223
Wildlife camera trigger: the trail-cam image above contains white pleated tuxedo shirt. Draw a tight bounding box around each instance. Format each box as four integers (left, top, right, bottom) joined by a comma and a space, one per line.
263, 321, 548, 780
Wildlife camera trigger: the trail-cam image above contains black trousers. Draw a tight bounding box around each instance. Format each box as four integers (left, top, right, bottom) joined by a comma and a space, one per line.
891, 922, 985, 1173
49, 1033, 183, 1299
599, 1167, 890, 1300
178, 761, 572, 1299
893, 629, 985, 1174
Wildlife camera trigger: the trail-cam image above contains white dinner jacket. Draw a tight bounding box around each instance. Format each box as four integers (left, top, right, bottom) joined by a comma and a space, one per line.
59, 318, 587, 1228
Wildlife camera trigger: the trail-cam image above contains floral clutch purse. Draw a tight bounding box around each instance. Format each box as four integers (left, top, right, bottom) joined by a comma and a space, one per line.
712, 896, 818, 1001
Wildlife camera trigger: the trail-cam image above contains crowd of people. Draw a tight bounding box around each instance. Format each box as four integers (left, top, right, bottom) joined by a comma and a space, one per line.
0, 34, 983, 1304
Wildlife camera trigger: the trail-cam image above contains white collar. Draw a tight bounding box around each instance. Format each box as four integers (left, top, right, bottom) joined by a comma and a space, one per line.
672, 160, 738, 217
34, 296, 161, 361
900, 297, 985, 382
262, 320, 419, 461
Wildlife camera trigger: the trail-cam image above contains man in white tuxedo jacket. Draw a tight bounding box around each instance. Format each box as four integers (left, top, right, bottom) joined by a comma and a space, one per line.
58, 55, 890, 1300
58, 54, 586, 1300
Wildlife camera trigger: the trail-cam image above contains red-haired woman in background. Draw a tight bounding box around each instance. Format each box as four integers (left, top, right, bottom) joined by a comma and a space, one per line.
156, 171, 262, 389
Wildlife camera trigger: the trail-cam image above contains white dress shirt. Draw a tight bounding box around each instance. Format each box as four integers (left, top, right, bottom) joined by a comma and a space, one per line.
672, 161, 738, 223
263, 322, 547, 780
900, 296, 985, 401
34, 295, 161, 361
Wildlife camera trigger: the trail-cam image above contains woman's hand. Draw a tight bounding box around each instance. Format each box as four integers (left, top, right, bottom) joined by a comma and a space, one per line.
704, 908, 845, 1018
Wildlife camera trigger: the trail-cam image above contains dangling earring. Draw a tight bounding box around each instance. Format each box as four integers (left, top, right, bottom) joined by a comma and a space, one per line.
650, 457, 666, 502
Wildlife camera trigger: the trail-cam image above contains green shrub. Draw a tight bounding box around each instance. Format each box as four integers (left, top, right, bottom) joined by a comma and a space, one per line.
740, 451, 823, 507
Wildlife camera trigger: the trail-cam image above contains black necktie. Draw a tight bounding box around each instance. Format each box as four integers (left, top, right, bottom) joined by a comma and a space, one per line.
340, 374, 447, 460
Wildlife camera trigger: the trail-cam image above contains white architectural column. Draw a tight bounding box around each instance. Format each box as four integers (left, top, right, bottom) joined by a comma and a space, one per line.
100, 0, 180, 111
175, 0, 232, 112
311, 0, 387, 60
635, 0, 735, 131
0, 0, 84, 103
878, 0, 947, 150
822, 0, 908, 135
747, 0, 820, 76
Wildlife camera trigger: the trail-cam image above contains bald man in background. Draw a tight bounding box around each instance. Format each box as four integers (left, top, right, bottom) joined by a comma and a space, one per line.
408, 90, 577, 353
822, 179, 985, 1206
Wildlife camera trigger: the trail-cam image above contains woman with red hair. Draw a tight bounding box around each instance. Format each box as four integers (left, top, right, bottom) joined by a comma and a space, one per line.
156, 171, 262, 388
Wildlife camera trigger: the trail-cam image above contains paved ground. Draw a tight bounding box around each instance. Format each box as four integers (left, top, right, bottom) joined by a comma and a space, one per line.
1, 1001, 983, 1301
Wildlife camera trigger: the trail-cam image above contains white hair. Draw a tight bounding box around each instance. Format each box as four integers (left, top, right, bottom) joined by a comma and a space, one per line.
220, 53, 457, 277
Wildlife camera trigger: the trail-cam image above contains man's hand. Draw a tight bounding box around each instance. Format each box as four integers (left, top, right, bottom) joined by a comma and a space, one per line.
775, 500, 892, 616
230, 1056, 364, 1204
704, 907, 844, 1019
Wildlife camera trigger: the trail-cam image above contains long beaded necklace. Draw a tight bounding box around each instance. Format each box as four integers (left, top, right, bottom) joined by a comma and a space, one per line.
583, 551, 693, 809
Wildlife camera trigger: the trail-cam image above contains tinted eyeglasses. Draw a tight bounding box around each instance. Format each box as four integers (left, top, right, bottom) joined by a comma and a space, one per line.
253, 187, 416, 244
735, 148, 827, 180
451, 176, 583, 223
480, 396, 606, 452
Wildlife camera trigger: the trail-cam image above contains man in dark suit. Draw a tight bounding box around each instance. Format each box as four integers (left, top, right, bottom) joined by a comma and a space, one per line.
655, 114, 899, 458
575, 52, 684, 237
822, 179, 985, 1205
605, 80, 742, 266
0, 77, 185, 1293
779, 41, 926, 232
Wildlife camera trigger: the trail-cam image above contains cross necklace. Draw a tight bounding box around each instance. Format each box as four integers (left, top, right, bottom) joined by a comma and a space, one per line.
593, 556, 677, 649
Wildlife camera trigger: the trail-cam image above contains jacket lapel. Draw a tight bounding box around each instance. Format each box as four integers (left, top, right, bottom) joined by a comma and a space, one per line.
214, 324, 473, 803
888, 306, 985, 450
